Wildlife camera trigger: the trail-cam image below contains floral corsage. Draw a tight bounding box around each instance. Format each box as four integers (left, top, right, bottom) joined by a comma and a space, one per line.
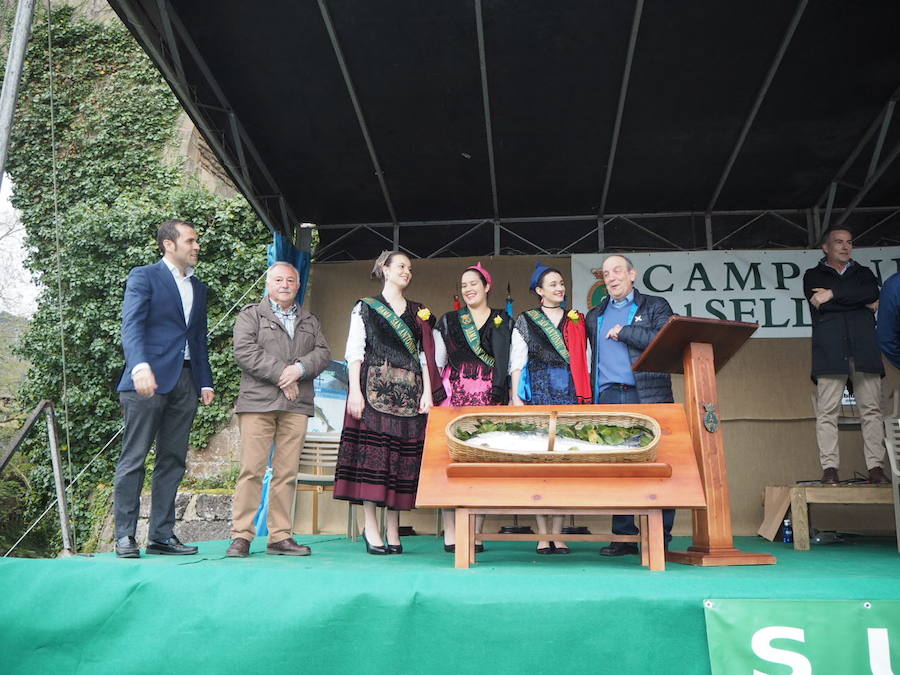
493, 315, 503, 327
566, 309, 581, 322
417, 307, 432, 321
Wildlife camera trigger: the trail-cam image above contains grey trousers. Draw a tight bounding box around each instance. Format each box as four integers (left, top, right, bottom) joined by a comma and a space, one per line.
115, 367, 198, 541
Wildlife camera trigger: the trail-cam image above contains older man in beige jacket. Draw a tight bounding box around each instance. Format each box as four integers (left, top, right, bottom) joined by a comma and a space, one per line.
226, 262, 330, 557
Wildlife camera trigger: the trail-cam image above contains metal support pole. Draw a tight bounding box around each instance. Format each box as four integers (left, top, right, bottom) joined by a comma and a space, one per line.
822, 181, 837, 232
597, 217, 605, 253
704, 213, 713, 250
474, 0, 500, 222
707, 0, 807, 212
493, 220, 500, 256
866, 100, 894, 181
599, 0, 643, 217
805, 209, 815, 247
0, 0, 38, 189
46, 405, 74, 556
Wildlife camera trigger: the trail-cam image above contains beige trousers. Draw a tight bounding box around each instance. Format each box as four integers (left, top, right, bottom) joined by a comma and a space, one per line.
232, 411, 308, 543
815, 361, 884, 471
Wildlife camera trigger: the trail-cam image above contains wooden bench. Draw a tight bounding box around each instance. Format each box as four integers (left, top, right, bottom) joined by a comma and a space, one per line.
789, 484, 893, 550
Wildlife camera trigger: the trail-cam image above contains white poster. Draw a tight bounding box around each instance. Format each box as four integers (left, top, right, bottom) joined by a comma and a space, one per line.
571, 247, 900, 338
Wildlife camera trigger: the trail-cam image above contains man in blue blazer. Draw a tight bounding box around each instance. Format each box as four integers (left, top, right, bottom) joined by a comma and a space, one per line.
114, 219, 215, 558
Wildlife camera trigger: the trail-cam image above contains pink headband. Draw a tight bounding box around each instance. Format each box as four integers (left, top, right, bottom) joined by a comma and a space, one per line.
466, 262, 492, 288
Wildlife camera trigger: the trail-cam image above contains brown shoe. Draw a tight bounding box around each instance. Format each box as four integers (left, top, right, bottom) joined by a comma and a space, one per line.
266, 538, 311, 556
868, 466, 890, 485
821, 467, 839, 484
226, 537, 250, 558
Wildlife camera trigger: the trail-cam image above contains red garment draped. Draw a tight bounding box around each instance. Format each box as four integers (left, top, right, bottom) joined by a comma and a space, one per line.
563, 313, 592, 404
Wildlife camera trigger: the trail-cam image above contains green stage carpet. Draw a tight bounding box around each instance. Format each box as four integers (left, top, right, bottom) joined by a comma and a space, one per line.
2, 536, 899, 674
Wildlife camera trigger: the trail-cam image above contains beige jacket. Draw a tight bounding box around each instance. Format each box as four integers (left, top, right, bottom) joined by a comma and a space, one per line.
233, 299, 331, 415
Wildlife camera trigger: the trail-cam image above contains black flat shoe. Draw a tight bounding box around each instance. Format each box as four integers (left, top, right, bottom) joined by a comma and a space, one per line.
363, 533, 388, 555
387, 544, 403, 554
553, 545, 570, 555
444, 543, 455, 553
475, 543, 485, 553
146, 535, 197, 555
536, 545, 554, 555
116, 536, 140, 558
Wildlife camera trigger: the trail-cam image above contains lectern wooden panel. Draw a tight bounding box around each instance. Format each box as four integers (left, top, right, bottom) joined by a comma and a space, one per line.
634, 316, 776, 566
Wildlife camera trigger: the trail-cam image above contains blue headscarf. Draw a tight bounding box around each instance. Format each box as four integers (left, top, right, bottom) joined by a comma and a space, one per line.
529, 261, 552, 292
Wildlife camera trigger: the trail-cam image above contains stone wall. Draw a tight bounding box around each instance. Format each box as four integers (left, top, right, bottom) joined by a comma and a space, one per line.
95, 491, 233, 552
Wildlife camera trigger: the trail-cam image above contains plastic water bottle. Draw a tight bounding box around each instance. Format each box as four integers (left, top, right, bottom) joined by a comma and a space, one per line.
782, 518, 793, 544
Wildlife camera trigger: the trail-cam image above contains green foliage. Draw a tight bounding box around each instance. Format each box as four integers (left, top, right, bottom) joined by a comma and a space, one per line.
4, 6, 271, 554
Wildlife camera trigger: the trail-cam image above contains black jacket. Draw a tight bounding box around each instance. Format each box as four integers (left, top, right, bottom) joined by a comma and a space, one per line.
585, 288, 674, 404
802, 258, 883, 380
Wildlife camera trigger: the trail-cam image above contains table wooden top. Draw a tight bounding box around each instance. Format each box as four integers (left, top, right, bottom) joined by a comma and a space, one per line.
416, 404, 707, 509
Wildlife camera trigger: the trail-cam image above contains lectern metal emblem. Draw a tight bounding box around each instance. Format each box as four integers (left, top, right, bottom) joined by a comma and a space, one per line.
703, 403, 719, 433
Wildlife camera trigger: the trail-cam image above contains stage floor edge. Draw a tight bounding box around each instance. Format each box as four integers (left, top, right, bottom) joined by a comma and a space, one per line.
2, 535, 899, 674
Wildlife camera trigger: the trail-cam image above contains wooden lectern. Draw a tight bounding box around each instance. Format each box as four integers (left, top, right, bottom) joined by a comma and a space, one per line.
633, 315, 776, 566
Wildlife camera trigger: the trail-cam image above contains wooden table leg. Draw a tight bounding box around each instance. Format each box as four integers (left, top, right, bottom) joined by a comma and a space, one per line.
647, 510, 665, 571
790, 487, 810, 551
455, 508, 471, 569
469, 512, 477, 564
639, 514, 649, 567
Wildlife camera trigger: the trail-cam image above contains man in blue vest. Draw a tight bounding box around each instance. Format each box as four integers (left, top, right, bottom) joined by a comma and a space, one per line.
114, 219, 215, 558
585, 254, 676, 556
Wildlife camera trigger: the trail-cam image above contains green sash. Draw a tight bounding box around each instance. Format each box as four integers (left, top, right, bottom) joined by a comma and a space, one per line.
525, 309, 570, 364
458, 308, 495, 368
361, 297, 418, 358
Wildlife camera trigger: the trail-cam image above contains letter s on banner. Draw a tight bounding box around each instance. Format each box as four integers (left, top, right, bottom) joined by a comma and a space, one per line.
751, 626, 811, 675
868, 628, 893, 675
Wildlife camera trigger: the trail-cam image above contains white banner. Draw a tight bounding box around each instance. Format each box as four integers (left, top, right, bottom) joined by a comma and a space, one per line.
571, 247, 900, 338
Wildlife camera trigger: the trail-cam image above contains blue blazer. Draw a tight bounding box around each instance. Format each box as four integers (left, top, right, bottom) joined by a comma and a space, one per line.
117, 260, 214, 395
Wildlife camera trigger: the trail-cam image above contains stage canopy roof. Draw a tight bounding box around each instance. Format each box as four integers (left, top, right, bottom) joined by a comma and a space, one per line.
108, 1, 900, 260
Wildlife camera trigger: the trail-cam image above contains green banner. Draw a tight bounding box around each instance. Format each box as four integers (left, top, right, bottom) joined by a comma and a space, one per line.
704, 598, 900, 675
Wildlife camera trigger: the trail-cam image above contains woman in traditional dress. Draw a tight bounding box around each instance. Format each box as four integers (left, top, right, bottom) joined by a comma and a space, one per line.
509, 262, 591, 554
333, 251, 444, 555
433, 262, 511, 552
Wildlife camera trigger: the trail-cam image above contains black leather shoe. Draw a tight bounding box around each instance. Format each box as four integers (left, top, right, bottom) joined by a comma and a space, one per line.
444, 543, 455, 553
146, 535, 198, 556
536, 545, 554, 555
868, 466, 890, 484
599, 541, 639, 557
821, 467, 839, 484
116, 536, 140, 558
363, 533, 388, 555
387, 544, 403, 554
553, 545, 571, 555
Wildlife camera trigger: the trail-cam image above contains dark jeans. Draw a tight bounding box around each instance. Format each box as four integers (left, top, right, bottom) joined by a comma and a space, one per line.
115, 367, 198, 541
597, 383, 675, 544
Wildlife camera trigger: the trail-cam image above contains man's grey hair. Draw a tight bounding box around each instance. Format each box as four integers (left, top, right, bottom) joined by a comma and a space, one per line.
601, 254, 635, 272
266, 262, 300, 280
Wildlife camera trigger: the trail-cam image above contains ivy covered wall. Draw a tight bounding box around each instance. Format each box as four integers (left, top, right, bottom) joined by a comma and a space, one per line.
5, 6, 272, 551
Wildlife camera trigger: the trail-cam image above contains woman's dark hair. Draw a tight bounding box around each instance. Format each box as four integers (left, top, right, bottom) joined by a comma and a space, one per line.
462, 267, 488, 287
370, 250, 408, 281
533, 267, 563, 294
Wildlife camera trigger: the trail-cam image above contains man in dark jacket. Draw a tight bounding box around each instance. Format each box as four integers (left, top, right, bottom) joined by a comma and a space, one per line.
586, 254, 675, 555
226, 262, 331, 557
803, 228, 887, 484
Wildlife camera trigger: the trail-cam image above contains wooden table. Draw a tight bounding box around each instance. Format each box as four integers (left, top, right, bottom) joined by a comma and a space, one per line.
416, 404, 706, 570
454, 507, 666, 570
789, 484, 894, 550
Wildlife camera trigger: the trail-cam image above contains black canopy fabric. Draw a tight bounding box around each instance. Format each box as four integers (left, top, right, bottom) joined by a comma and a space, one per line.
108, 1, 900, 260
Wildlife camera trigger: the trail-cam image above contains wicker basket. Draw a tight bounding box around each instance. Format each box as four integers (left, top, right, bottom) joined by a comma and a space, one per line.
445, 410, 660, 463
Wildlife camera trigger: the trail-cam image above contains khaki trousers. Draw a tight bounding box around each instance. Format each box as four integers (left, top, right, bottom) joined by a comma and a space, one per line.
815, 360, 884, 471
232, 411, 308, 543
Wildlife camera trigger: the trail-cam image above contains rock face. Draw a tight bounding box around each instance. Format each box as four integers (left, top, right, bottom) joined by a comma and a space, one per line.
95, 491, 234, 552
